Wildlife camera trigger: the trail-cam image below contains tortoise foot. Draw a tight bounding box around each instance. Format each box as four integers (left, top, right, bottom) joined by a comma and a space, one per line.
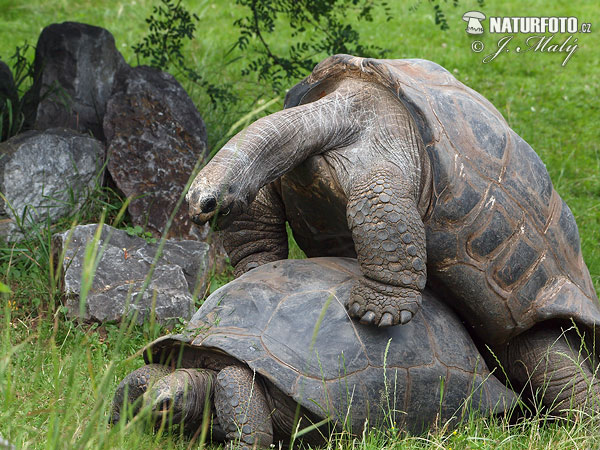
347, 278, 421, 327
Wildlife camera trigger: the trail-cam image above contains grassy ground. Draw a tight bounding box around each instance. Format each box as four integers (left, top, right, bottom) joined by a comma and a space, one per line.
1, 0, 599, 448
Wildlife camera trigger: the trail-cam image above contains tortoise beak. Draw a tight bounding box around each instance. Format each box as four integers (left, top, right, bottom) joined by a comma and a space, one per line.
189, 194, 236, 228
145, 384, 185, 425
150, 391, 174, 415
187, 181, 237, 227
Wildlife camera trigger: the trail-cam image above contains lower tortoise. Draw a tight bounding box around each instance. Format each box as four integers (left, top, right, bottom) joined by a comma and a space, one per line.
112, 257, 515, 448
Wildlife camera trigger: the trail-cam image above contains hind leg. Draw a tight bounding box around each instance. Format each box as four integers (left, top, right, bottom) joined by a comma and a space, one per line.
500, 325, 600, 416
111, 364, 174, 424
214, 365, 274, 450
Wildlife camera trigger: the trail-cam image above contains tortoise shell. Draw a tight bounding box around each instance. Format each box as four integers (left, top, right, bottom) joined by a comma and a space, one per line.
284, 55, 600, 345
145, 257, 515, 434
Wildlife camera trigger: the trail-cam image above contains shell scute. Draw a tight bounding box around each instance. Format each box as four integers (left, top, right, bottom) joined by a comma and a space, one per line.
262, 290, 368, 380
493, 239, 540, 289
361, 366, 408, 427
468, 209, 514, 260
500, 134, 553, 229
509, 262, 551, 320
189, 281, 278, 334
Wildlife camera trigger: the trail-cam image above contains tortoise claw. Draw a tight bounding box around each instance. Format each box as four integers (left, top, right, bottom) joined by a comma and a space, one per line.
348, 302, 361, 316
379, 312, 394, 327
400, 310, 413, 325
360, 311, 376, 325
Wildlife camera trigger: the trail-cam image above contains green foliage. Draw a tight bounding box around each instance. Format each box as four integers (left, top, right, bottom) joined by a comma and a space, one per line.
207, 265, 234, 296
0, 44, 33, 142
287, 223, 307, 260
233, 0, 391, 91
427, 0, 486, 31
0, 281, 10, 294
125, 225, 157, 244
132, 0, 235, 106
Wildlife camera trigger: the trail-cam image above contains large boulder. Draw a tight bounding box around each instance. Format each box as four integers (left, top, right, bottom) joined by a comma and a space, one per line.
113, 66, 207, 148
0, 60, 19, 141
0, 128, 105, 241
53, 224, 211, 325
0, 59, 17, 107
31, 22, 128, 140
104, 66, 209, 240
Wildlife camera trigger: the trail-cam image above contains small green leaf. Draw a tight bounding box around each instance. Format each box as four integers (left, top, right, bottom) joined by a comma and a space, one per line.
0, 281, 12, 293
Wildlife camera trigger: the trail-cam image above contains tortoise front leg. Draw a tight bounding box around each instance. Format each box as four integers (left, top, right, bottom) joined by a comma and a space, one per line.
221, 182, 288, 278
346, 167, 427, 327
214, 365, 274, 450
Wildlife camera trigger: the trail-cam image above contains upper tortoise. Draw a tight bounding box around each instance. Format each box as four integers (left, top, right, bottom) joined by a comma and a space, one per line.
187, 55, 600, 415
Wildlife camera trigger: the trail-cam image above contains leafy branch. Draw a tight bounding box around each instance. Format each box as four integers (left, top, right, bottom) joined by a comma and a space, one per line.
233, 0, 392, 92
428, 0, 486, 31
132, 0, 235, 106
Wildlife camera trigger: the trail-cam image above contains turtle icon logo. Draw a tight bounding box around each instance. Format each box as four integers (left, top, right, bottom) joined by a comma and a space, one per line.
462, 11, 486, 35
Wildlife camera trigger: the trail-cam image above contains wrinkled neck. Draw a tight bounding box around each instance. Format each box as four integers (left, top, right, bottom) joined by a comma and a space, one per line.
200, 87, 367, 201
181, 369, 215, 427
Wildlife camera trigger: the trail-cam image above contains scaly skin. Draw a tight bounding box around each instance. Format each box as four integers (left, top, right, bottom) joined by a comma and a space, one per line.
214, 366, 274, 450
148, 369, 215, 428
221, 182, 288, 278
346, 167, 426, 326
187, 78, 427, 327
118, 364, 299, 449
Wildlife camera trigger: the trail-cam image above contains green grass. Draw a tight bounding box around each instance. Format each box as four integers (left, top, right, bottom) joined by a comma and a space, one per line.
1, 0, 599, 448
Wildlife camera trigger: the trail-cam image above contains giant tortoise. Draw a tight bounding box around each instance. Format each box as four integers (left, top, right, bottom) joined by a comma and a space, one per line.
186, 54, 600, 416
112, 257, 515, 448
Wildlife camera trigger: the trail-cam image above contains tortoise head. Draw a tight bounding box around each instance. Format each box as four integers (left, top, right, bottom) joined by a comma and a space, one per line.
186, 142, 254, 229
187, 81, 367, 228
145, 369, 213, 428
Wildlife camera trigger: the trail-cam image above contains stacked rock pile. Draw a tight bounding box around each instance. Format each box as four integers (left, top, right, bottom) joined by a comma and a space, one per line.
0, 22, 219, 324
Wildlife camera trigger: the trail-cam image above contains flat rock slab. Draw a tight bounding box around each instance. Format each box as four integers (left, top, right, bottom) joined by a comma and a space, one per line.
104, 66, 208, 240
32, 22, 127, 140
0, 128, 105, 241
53, 224, 210, 325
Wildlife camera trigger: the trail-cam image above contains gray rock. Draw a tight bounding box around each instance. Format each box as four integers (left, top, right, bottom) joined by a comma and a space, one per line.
113, 65, 207, 148
104, 66, 208, 240
53, 224, 210, 325
32, 22, 128, 140
0, 128, 105, 241
0, 435, 15, 450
